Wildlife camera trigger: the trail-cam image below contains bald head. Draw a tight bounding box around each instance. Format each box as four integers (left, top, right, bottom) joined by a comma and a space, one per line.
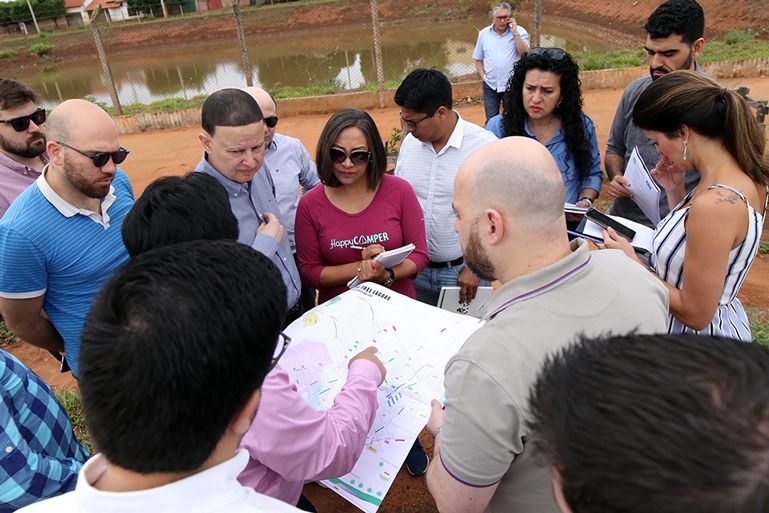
243, 87, 277, 147
458, 137, 565, 228
47, 99, 117, 146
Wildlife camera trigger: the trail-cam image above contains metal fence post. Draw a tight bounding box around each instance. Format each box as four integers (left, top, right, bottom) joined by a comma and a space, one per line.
370, 0, 386, 108
233, 2, 253, 87
91, 5, 122, 116
534, 0, 541, 47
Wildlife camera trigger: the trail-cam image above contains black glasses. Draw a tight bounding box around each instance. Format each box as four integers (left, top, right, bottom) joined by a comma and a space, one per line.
264, 116, 279, 128
330, 148, 371, 166
0, 108, 46, 132
400, 111, 433, 129
525, 47, 567, 60
267, 332, 291, 373
56, 141, 130, 167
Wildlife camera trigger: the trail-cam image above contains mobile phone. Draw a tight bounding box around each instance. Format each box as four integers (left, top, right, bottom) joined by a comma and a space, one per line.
585, 208, 636, 242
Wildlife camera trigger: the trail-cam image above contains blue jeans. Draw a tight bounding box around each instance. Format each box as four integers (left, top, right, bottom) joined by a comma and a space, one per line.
413, 263, 492, 306
482, 81, 504, 123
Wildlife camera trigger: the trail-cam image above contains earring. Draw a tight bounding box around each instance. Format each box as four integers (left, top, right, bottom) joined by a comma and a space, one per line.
682, 140, 688, 161
556, 100, 562, 108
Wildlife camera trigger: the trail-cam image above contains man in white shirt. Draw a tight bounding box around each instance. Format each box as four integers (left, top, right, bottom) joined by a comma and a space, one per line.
19, 240, 302, 513
394, 68, 498, 308
473, 2, 530, 122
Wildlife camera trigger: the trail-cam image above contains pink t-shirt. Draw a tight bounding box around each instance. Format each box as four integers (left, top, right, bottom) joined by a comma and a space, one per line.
295, 174, 428, 303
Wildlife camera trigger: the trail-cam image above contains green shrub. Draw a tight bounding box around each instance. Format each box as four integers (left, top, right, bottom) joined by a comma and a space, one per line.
29, 42, 54, 57
749, 309, 769, 347
0, 50, 17, 61
724, 29, 757, 45
54, 389, 93, 453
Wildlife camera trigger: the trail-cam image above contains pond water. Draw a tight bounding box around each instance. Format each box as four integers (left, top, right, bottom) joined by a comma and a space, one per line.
10, 13, 615, 108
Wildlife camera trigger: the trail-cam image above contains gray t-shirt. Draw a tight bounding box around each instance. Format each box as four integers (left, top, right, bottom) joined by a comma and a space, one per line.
606, 68, 706, 227
440, 240, 669, 513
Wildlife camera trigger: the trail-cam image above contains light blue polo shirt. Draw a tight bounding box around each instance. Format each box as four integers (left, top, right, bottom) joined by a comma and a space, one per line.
0, 168, 133, 377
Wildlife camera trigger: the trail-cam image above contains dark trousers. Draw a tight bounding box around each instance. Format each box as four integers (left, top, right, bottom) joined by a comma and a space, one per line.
482, 81, 504, 123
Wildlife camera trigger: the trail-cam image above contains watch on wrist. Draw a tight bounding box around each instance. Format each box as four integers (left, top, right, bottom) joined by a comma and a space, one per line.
383, 268, 395, 288
578, 196, 593, 206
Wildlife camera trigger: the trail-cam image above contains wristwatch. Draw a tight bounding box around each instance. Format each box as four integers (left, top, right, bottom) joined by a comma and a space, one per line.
578, 196, 593, 206
383, 268, 395, 288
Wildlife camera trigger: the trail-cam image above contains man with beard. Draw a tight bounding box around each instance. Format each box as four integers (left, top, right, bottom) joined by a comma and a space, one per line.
0, 99, 132, 378
0, 79, 48, 218
423, 137, 668, 513
605, 0, 706, 227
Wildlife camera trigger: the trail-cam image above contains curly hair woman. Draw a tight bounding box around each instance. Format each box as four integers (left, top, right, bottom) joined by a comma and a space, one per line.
486, 47, 602, 208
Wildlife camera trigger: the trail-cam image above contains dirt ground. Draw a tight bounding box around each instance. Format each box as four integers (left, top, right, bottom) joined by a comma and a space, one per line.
6, 76, 769, 513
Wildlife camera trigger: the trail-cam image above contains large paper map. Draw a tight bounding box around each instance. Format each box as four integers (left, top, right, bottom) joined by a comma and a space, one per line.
283, 283, 484, 512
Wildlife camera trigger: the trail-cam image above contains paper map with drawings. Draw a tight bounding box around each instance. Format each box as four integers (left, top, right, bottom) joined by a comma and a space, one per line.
283, 283, 485, 512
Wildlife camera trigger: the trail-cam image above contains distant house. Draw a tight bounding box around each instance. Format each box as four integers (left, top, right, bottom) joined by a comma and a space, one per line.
64, 0, 89, 27
84, 0, 135, 22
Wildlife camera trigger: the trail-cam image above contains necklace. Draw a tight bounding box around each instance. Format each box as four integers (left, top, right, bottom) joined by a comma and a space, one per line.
532, 115, 557, 142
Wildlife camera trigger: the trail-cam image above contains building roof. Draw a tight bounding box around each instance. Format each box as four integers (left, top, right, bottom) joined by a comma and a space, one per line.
84, 0, 123, 11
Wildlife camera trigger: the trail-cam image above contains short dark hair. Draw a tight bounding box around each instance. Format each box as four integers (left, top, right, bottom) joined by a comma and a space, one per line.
529, 333, 769, 513
201, 88, 263, 136
0, 78, 38, 111
315, 108, 387, 190
645, 0, 705, 46
501, 49, 594, 183
79, 240, 287, 474
122, 173, 239, 257
393, 68, 452, 115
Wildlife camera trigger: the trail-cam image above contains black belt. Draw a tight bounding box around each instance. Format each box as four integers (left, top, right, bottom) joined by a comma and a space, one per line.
283, 297, 303, 329
427, 256, 464, 269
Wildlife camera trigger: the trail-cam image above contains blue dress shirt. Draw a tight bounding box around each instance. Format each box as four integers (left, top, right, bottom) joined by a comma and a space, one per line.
195, 154, 301, 309
485, 113, 603, 203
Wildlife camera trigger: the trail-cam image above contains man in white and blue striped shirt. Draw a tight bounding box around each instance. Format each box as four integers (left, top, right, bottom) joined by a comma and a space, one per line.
0, 99, 132, 378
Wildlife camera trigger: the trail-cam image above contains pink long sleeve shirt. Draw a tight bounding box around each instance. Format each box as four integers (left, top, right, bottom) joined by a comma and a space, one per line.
237, 359, 381, 506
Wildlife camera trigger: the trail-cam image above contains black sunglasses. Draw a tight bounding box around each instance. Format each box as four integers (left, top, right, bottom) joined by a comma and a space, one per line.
330, 148, 371, 166
0, 108, 46, 132
264, 116, 279, 128
56, 141, 130, 167
266, 332, 291, 373
525, 47, 568, 60
399, 111, 433, 130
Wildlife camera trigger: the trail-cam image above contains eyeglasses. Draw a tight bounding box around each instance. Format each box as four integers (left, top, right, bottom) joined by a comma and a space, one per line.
0, 108, 46, 132
330, 148, 371, 166
399, 112, 433, 130
525, 47, 568, 60
267, 332, 291, 373
264, 116, 279, 128
494, 15, 511, 20
56, 141, 130, 167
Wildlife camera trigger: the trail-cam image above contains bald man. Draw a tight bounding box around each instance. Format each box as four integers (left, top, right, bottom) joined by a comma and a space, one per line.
244, 87, 319, 310
423, 137, 668, 513
0, 99, 132, 378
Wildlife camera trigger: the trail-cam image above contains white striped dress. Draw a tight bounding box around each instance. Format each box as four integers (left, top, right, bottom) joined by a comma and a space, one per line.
651, 184, 766, 342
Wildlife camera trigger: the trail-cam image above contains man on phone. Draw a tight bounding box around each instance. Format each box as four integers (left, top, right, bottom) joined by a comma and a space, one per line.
473, 2, 530, 122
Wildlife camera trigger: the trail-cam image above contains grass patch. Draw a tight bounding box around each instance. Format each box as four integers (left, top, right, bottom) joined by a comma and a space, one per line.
0, 317, 20, 348
748, 308, 769, 347
0, 50, 17, 61
85, 94, 207, 116
573, 48, 647, 71
29, 42, 54, 57
54, 389, 93, 453
272, 81, 340, 99
759, 241, 769, 254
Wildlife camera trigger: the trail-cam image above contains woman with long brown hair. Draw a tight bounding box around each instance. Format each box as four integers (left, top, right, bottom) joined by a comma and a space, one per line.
603, 70, 768, 341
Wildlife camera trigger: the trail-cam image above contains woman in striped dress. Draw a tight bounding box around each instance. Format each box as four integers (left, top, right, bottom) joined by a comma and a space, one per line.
603, 71, 768, 341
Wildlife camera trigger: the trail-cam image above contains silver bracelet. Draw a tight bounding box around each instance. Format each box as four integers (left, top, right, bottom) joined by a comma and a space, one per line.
434, 426, 442, 437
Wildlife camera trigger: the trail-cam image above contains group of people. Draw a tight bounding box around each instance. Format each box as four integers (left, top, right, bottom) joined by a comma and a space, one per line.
1, 0, 769, 511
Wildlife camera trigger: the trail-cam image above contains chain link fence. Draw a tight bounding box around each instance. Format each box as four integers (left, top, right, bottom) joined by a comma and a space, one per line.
0, 0, 764, 114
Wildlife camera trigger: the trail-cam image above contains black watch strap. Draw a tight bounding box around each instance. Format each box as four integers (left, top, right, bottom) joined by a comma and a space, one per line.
383, 268, 395, 287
